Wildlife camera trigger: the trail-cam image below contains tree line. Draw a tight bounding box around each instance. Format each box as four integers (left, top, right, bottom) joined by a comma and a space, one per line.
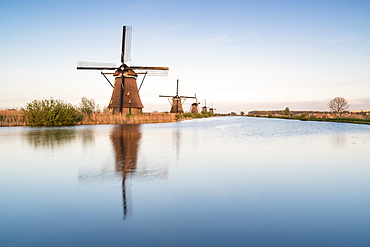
18, 96, 354, 126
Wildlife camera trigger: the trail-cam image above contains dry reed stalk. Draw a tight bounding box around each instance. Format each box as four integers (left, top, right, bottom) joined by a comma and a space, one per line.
0, 110, 27, 126
79, 113, 178, 125
0, 110, 180, 127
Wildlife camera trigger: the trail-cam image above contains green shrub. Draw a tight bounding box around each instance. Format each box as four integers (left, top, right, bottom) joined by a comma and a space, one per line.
22, 99, 82, 126
284, 107, 290, 116
175, 112, 213, 120
182, 112, 194, 118
193, 113, 203, 118
300, 113, 309, 120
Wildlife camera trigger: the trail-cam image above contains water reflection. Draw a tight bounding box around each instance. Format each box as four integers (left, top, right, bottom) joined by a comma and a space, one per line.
110, 125, 141, 219
2, 118, 370, 246
26, 127, 77, 148
111, 125, 141, 174
173, 128, 181, 160
330, 135, 347, 147
25, 127, 94, 148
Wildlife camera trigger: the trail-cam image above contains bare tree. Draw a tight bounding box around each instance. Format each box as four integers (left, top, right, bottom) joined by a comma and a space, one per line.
328, 97, 350, 115
79, 97, 96, 116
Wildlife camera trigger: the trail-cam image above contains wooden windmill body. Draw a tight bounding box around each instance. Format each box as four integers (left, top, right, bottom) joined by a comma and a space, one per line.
160, 80, 196, 114
77, 26, 168, 114
202, 99, 208, 113
190, 93, 200, 113
191, 103, 199, 113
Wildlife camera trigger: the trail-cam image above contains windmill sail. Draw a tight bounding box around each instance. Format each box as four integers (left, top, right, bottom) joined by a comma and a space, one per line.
121, 26, 132, 65
77, 26, 169, 114
77, 61, 117, 70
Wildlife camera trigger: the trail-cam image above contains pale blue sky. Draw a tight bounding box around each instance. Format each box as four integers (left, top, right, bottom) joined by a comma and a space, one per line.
1, 0, 369, 113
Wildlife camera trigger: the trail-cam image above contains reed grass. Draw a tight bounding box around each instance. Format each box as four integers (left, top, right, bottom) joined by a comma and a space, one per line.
79, 112, 178, 125
254, 115, 370, 125
0, 110, 27, 126
0, 110, 180, 126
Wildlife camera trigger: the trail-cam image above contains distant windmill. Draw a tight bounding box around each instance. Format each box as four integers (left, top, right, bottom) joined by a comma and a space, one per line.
77, 26, 169, 114
159, 80, 196, 113
202, 99, 208, 113
190, 94, 200, 113
209, 103, 217, 114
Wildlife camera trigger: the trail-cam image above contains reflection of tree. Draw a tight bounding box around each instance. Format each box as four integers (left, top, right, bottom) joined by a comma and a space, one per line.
110, 124, 142, 219
26, 127, 94, 148
26, 127, 76, 148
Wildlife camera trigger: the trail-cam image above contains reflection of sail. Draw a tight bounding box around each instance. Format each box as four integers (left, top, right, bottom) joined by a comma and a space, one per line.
110, 124, 141, 219
173, 128, 181, 160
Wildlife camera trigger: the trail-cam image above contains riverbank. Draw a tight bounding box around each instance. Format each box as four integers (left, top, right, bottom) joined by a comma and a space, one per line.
2, 109, 370, 126
247, 109, 370, 125
250, 115, 370, 125
0, 110, 205, 127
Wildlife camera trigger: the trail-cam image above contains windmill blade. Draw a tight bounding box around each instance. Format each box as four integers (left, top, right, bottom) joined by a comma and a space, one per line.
121, 26, 132, 65
139, 70, 168, 76
159, 95, 175, 98
179, 96, 196, 99
77, 61, 117, 70
176, 79, 179, 96
130, 66, 169, 76
130, 66, 168, 70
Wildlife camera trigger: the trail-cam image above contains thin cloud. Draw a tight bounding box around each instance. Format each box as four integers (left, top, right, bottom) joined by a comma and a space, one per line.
243, 31, 260, 40
167, 34, 240, 56
324, 35, 357, 44
0, 8, 24, 25
195, 35, 240, 47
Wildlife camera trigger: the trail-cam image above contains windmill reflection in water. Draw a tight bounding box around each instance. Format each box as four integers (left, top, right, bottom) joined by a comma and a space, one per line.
110, 125, 141, 219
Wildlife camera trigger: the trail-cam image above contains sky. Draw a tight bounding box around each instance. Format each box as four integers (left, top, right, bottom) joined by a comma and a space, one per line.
1, 0, 369, 113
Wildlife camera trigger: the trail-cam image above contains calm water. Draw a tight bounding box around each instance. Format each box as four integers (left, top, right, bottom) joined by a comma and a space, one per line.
1, 117, 370, 246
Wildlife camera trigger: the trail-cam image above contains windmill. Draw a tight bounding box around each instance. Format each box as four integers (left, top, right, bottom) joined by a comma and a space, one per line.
190, 93, 200, 113
77, 26, 169, 114
209, 103, 217, 114
202, 99, 208, 113
159, 80, 196, 113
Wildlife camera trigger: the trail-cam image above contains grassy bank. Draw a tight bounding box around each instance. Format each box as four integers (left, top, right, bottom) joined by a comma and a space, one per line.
0, 110, 27, 126
79, 112, 178, 125
251, 115, 370, 125
0, 110, 182, 127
